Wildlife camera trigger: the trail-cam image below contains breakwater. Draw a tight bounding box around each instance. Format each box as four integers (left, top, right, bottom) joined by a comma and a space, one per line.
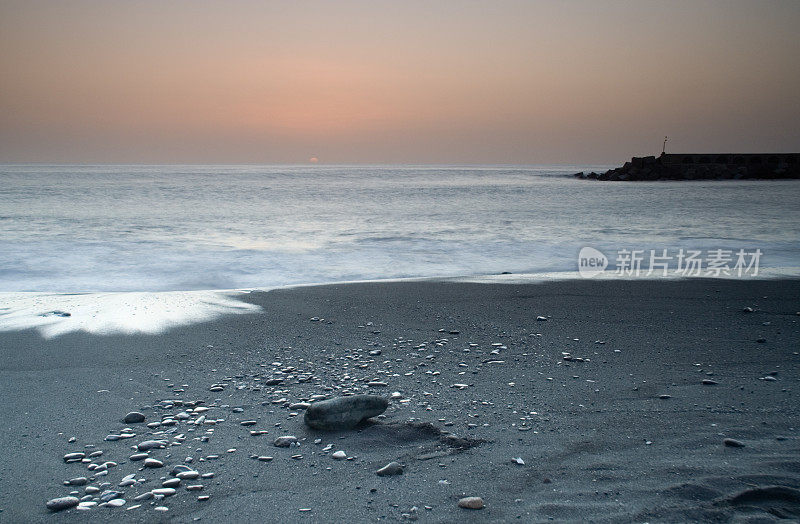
575, 153, 800, 181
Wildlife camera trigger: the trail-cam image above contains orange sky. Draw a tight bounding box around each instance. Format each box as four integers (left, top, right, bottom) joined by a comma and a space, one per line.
1, 0, 798, 164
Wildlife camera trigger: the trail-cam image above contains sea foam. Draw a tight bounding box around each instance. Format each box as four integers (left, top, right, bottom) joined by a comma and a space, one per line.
0, 290, 261, 338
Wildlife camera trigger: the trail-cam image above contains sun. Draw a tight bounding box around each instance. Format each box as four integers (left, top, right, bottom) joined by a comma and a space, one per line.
309, 156, 319, 164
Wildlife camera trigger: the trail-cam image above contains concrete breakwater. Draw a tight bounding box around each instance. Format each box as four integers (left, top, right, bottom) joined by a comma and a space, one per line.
575, 153, 800, 181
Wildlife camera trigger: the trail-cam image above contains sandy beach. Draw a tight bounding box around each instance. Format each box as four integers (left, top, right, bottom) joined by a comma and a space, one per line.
1, 278, 799, 523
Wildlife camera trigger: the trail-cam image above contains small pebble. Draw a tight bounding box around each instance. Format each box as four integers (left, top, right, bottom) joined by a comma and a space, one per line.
274, 436, 298, 447
123, 412, 146, 424
376, 462, 403, 476
46, 496, 80, 512
144, 458, 164, 468
458, 496, 484, 509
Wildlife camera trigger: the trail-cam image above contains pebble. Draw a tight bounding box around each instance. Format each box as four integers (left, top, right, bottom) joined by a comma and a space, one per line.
137, 440, 167, 451
67, 477, 88, 486
331, 450, 347, 460
724, 438, 745, 448
99, 490, 124, 502
177, 471, 200, 480
274, 435, 299, 447
144, 458, 164, 468
134, 492, 154, 501
198, 495, 210, 501
129, 453, 149, 461
240, 420, 257, 426
304, 395, 389, 430
536, 316, 548, 321
702, 379, 718, 385
123, 412, 146, 424
63, 452, 85, 462
186, 485, 204, 491
171, 465, 194, 475
105, 498, 126, 507
458, 496, 485, 509
162, 478, 181, 488
151, 488, 176, 497
376, 462, 404, 476
46, 496, 80, 511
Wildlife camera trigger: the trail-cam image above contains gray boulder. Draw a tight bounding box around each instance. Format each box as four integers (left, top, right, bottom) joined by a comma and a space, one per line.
304, 395, 389, 430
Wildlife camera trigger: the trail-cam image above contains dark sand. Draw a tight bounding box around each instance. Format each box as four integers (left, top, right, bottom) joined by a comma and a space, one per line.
1, 278, 799, 523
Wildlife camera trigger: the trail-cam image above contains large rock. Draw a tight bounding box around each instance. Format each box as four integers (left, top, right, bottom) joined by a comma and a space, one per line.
303, 395, 389, 430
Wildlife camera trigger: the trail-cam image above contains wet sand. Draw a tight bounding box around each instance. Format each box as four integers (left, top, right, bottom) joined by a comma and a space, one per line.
1, 278, 799, 522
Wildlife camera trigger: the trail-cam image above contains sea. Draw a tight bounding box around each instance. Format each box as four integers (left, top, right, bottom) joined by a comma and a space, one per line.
1, 164, 798, 336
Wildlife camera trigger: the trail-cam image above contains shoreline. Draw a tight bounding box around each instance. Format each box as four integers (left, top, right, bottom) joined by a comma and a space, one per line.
1, 278, 799, 522
2, 271, 800, 339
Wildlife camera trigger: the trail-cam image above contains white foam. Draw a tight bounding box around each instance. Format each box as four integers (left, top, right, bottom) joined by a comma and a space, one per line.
0, 290, 261, 338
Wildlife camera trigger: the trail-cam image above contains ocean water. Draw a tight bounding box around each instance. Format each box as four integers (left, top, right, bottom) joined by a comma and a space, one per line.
1, 164, 799, 293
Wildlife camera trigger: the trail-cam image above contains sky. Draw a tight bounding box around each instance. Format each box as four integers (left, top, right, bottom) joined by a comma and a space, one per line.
1, 0, 798, 164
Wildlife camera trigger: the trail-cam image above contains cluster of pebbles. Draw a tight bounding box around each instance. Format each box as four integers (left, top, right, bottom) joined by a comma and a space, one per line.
48, 304, 786, 516
46, 390, 416, 514
49, 406, 217, 513
45, 321, 519, 516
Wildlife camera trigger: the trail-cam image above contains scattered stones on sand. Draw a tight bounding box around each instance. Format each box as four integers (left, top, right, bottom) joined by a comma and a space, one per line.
724, 438, 746, 448
376, 462, 404, 476
123, 412, 146, 424
274, 435, 299, 447
46, 496, 80, 511
458, 496, 485, 509
303, 395, 389, 430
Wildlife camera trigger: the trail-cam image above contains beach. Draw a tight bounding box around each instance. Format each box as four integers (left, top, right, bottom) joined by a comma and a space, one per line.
1, 277, 798, 522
